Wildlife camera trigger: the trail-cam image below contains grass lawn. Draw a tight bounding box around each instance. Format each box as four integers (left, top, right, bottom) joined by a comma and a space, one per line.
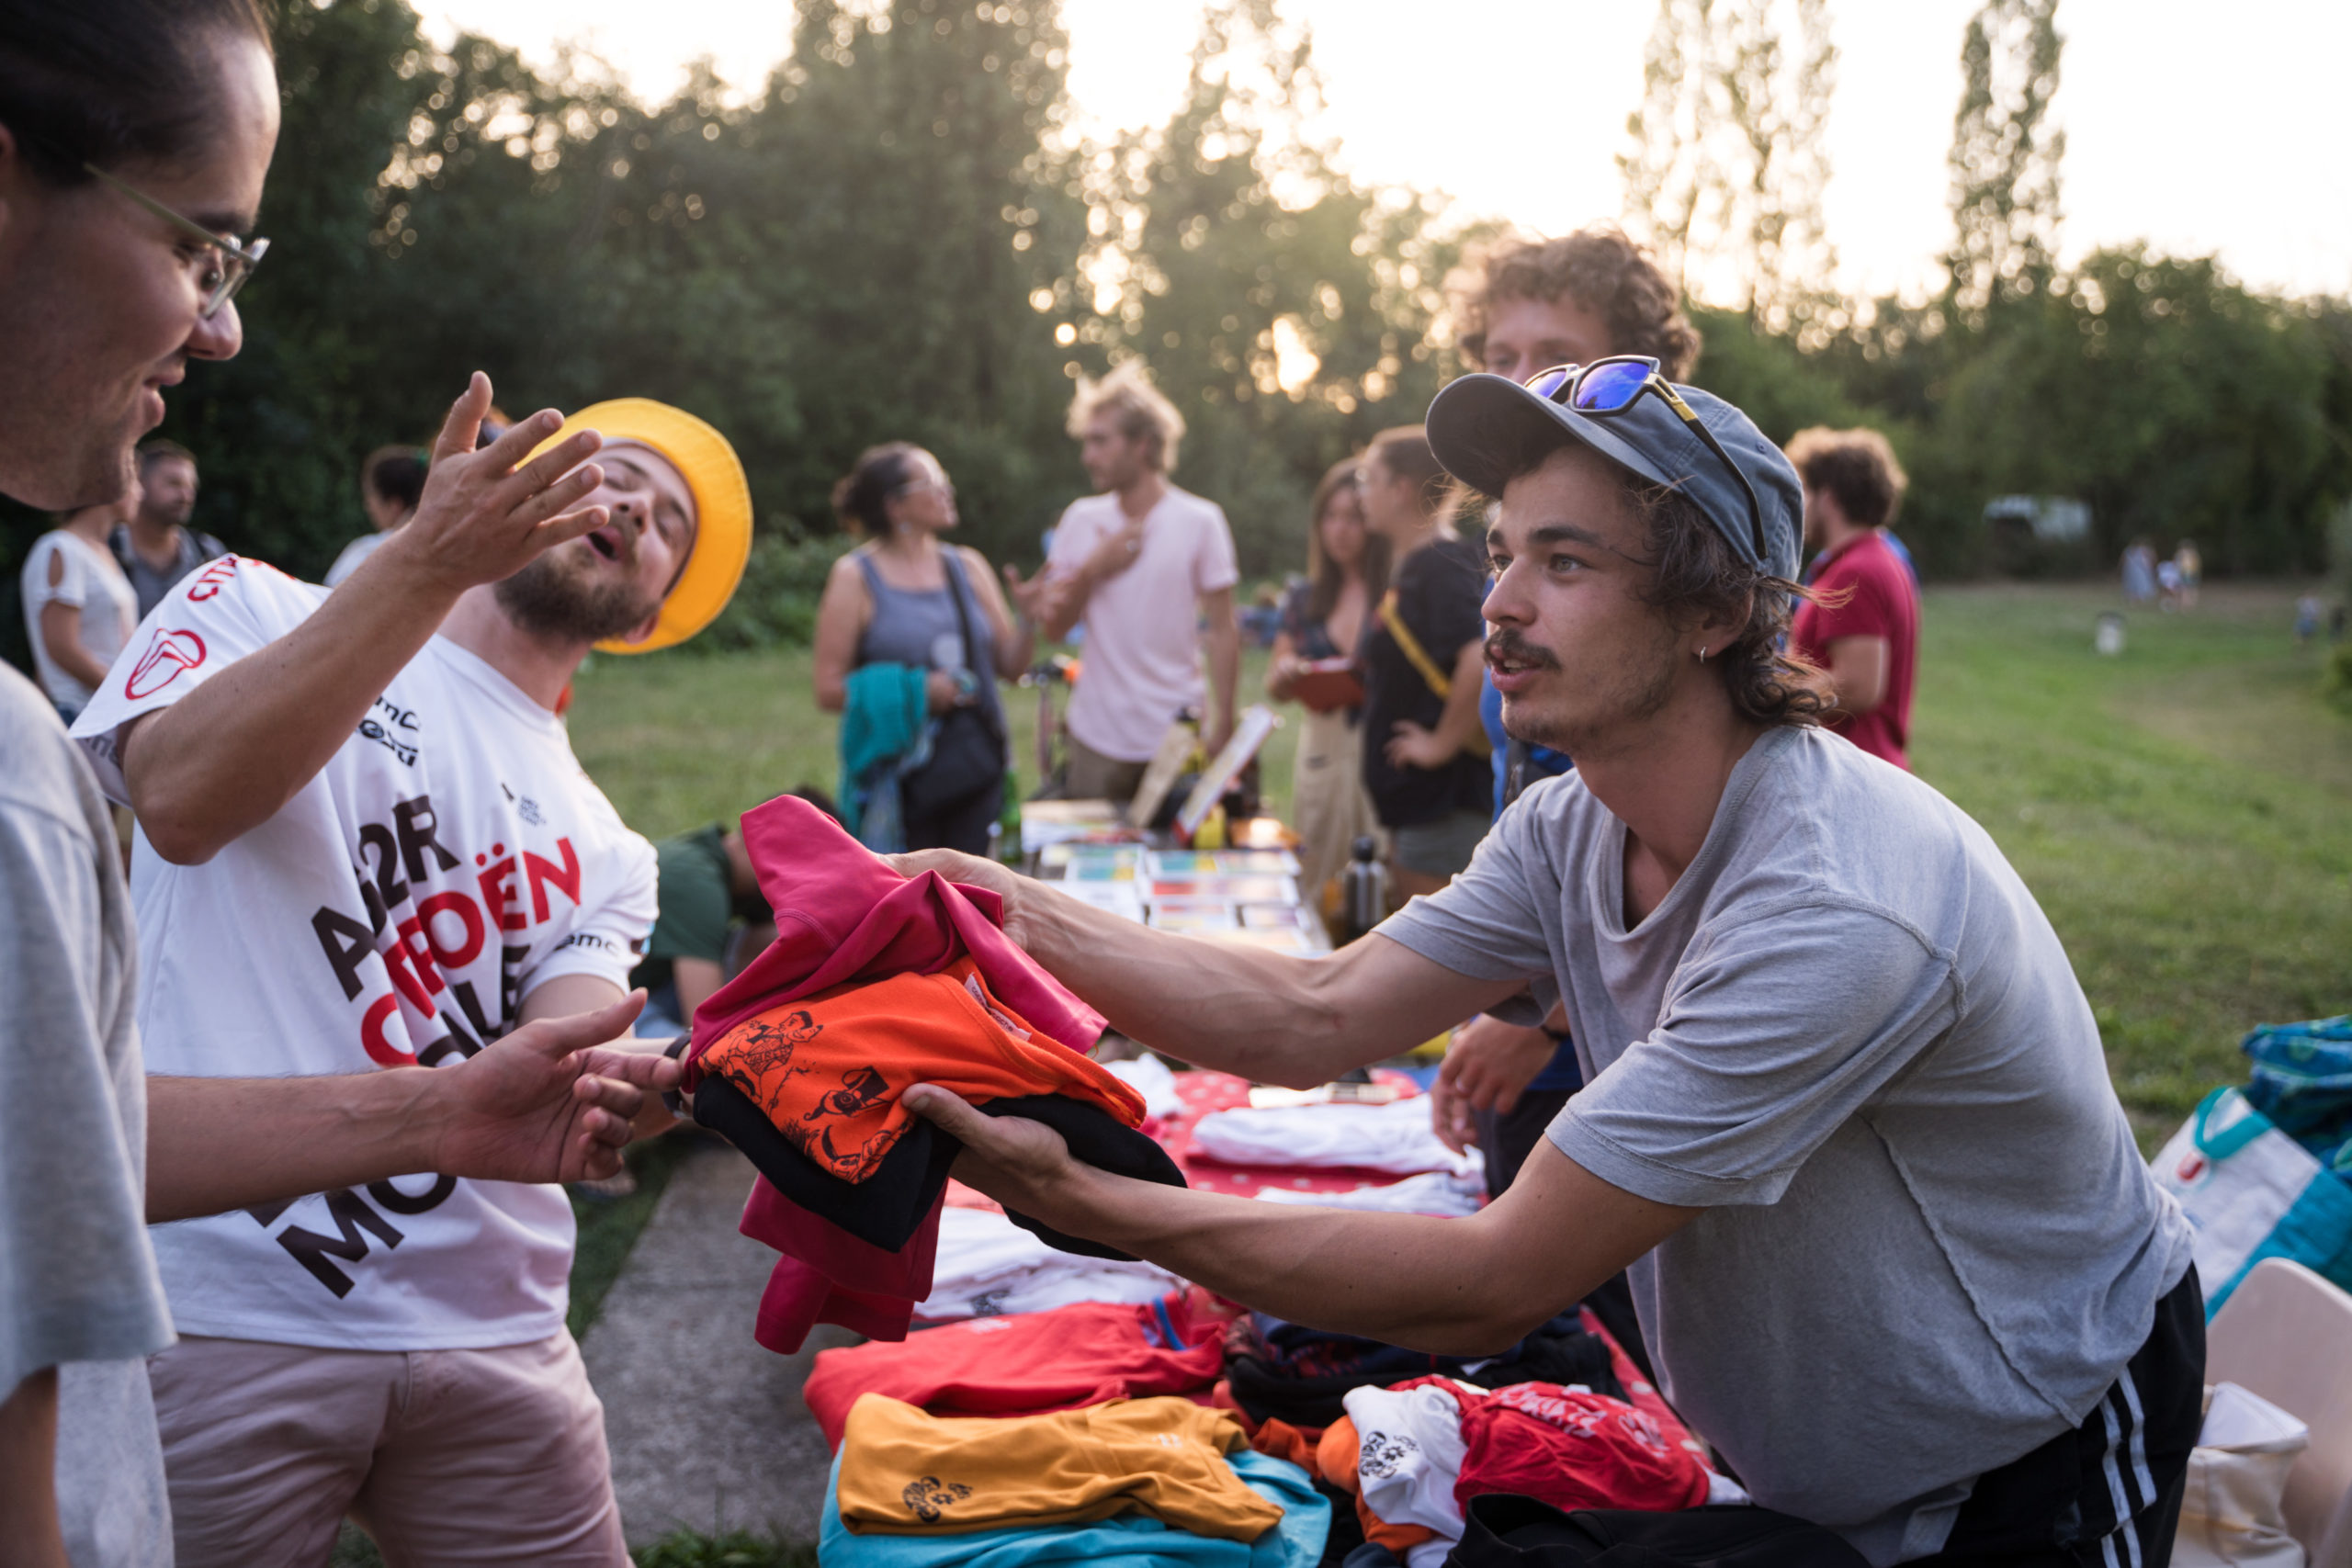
1907, 581, 2350, 1134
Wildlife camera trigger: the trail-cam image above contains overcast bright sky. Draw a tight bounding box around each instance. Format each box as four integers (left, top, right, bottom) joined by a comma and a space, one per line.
424, 0, 2351, 304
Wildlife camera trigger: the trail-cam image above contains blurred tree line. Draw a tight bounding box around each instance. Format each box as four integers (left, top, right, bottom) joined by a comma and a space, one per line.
5, 0, 2348, 653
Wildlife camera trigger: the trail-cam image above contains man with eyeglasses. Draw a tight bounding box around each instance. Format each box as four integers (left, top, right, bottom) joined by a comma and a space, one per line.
0, 5, 706, 1565
895, 369, 2203, 1565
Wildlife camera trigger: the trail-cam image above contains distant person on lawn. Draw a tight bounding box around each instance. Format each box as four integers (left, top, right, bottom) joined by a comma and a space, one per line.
109, 438, 227, 617
1006, 363, 1241, 804
1786, 426, 1920, 770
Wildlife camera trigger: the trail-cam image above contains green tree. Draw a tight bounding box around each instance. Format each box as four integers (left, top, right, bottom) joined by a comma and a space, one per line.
1945, 0, 2064, 324
1078, 0, 1462, 581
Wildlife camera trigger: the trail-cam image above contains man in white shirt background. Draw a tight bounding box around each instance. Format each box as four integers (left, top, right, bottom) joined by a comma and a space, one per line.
1008, 363, 1241, 803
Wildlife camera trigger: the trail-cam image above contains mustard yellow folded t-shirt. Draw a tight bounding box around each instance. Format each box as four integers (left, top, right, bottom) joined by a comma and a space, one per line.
835, 1393, 1285, 1541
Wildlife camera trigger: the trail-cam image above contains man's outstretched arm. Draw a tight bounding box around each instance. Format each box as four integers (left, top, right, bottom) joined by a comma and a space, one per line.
895, 849, 1513, 1085
145, 991, 677, 1223
123, 375, 609, 864
907, 1086, 1695, 1356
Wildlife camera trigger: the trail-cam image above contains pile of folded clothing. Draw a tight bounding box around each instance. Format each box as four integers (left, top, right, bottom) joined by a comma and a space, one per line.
1221, 1311, 1623, 1431
819, 1393, 1330, 1567
1239, 1375, 1748, 1568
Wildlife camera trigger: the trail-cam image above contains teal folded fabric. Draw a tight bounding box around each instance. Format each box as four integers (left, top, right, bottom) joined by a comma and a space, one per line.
818, 1446, 1328, 1568
842, 662, 932, 841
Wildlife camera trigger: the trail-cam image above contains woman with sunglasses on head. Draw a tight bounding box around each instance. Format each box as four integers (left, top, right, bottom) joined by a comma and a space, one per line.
814, 444, 1030, 853
1266, 457, 1392, 919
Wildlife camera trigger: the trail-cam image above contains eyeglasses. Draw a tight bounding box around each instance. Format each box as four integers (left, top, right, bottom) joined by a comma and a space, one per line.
1523, 356, 1770, 572
83, 162, 269, 321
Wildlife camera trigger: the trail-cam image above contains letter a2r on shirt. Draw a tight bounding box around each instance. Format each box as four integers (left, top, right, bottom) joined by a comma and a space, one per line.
71, 556, 659, 1351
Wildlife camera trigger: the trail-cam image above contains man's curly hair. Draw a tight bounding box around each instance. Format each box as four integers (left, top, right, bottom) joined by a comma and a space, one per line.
1452, 229, 1701, 381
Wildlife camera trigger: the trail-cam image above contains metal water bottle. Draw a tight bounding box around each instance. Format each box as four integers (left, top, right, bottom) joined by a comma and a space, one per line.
1340, 836, 1388, 942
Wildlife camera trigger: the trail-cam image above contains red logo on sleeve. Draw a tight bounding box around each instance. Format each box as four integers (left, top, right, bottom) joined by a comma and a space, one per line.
124, 627, 208, 698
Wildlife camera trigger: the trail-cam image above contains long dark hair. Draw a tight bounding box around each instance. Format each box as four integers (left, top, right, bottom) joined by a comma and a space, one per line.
830, 443, 925, 536
0, 0, 272, 186
1304, 456, 1389, 623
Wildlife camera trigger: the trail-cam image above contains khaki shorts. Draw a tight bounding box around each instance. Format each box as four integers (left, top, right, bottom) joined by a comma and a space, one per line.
1391, 807, 1491, 879
150, 1330, 626, 1568
1061, 731, 1152, 806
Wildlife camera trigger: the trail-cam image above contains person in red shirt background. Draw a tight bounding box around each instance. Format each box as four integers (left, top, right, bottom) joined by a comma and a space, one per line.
1785, 428, 1919, 769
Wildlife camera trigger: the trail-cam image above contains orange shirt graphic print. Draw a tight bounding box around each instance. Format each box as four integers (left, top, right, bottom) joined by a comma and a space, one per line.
698, 957, 1146, 1187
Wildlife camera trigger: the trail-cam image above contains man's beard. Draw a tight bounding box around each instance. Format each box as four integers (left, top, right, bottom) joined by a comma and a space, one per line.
1490, 623, 1679, 759
495, 553, 662, 645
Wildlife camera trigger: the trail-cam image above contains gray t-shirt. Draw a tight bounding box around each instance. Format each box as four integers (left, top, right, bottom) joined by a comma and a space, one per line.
1383, 726, 2192, 1551
0, 665, 175, 1565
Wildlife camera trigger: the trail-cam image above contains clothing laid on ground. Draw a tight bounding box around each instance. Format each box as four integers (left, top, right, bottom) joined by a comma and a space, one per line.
804, 1291, 1227, 1449
819, 1444, 1328, 1568
915, 1204, 1184, 1322
1049, 487, 1240, 763
1278, 579, 1383, 908
20, 529, 139, 711
150, 1328, 625, 1568
1189, 1096, 1480, 1179
850, 548, 1008, 853
0, 667, 176, 1568
836, 1395, 1285, 1541
1251, 1168, 1487, 1218
1357, 535, 1489, 830
628, 822, 765, 1002
1447, 1494, 1869, 1568
109, 522, 227, 619
1342, 1381, 1476, 1539
1452, 1383, 1716, 1517
1789, 528, 1919, 769
1222, 1314, 1622, 1430
73, 556, 658, 1350
678, 793, 1128, 1350
1378, 727, 2197, 1557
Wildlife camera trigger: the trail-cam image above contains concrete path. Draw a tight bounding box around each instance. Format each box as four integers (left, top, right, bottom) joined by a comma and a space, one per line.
582, 1142, 856, 1547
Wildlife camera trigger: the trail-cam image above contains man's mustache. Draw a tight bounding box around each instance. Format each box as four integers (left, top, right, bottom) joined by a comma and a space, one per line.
1485, 627, 1560, 671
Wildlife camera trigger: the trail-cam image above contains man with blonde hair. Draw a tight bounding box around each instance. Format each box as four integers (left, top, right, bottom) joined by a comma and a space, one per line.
1785, 425, 1919, 769
1011, 362, 1239, 801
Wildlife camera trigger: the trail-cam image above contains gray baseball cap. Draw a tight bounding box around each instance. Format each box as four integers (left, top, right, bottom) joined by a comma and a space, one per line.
1424, 367, 1804, 581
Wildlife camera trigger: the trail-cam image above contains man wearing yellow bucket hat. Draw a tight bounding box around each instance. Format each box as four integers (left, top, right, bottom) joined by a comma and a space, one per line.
67, 373, 751, 1565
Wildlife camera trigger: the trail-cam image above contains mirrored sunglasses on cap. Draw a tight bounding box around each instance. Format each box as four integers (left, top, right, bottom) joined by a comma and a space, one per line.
1523, 356, 1771, 573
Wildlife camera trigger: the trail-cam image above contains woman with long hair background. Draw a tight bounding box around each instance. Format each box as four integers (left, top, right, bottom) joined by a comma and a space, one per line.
1266, 457, 1389, 916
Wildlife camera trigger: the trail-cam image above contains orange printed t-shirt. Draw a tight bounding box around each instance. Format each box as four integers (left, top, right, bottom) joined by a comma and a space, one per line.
697, 956, 1145, 1183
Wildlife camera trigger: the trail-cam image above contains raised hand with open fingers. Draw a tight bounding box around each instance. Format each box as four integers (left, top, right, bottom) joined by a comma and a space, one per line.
378, 371, 613, 596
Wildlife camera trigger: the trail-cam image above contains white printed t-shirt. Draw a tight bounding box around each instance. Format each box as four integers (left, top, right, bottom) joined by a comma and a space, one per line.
73, 556, 656, 1351
1047, 487, 1238, 762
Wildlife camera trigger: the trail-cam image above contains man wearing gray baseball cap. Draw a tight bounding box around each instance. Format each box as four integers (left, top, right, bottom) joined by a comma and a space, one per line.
893, 362, 2201, 1567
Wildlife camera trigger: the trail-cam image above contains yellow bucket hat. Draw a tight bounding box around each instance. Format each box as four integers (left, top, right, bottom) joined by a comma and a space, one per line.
531, 398, 752, 655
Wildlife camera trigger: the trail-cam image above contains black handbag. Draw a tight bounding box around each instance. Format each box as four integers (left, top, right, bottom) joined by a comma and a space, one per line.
899, 552, 1007, 818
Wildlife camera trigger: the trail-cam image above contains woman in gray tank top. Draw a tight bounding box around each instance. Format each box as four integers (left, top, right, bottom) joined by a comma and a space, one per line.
813, 444, 1031, 852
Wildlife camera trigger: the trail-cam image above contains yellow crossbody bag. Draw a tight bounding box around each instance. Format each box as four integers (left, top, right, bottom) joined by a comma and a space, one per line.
1376, 589, 1491, 760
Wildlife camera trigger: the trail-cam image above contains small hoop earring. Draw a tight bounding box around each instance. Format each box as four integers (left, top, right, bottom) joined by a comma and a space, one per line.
1697, 645, 1709, 663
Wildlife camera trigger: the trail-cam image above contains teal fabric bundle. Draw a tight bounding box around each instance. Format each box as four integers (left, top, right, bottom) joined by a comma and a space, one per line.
2243, 1015, 2352, 1170
841, 662, 933, 848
